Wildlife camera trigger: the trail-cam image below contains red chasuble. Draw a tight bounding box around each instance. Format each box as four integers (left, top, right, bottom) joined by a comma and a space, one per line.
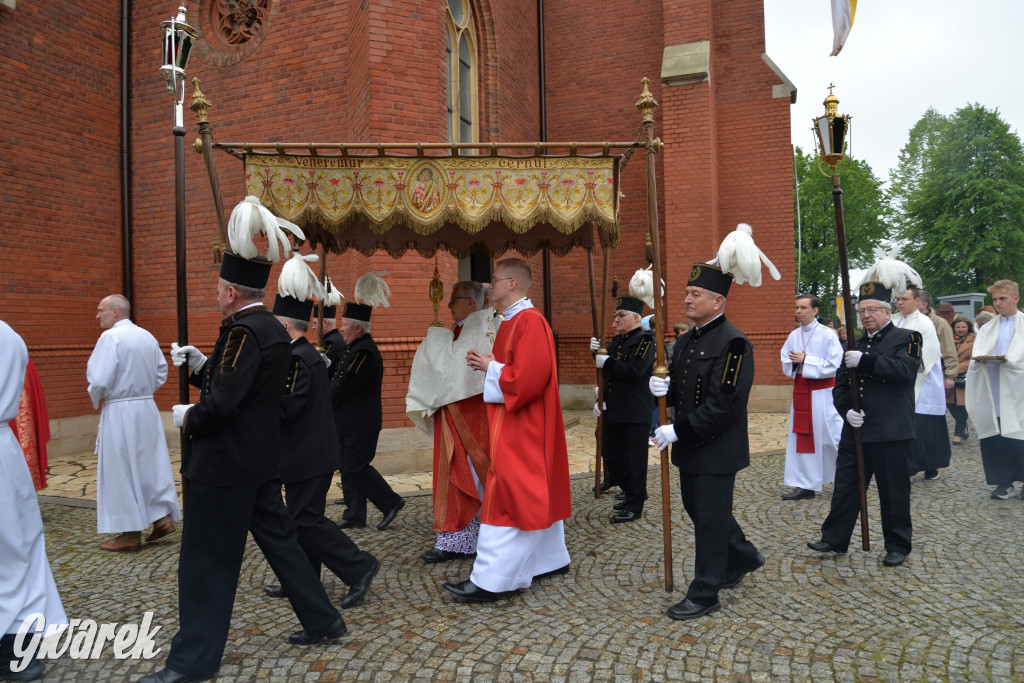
9, 358, 49, 491
481, 308, 572, 530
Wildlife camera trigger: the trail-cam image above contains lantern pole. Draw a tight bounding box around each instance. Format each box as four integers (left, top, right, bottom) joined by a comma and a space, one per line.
813, 86, 869, 552
636, 78, 673, 593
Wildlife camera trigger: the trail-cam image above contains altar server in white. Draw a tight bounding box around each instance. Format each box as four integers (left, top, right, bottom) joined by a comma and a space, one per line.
780, 295, 844, 500
1, 321, 67, 682
892, 286, 949, 480
966, 279, 1024, 500
87, 295, 181, 551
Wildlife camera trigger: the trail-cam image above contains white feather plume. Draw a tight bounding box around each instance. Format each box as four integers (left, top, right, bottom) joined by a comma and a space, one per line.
628, 267, 664, 309
278, 253, 325, 302
322, 276, 345, 307
858, 252, 922, 296
354, 270, 392, 309
226, 195, 306, 262
715, 223, 781, 287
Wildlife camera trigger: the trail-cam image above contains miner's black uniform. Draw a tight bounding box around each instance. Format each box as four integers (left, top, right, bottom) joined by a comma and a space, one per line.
668, 315, 761, 606
331, 332, 402, 525
279, 336, 377, 584
602, 327, 655, 514
167, 305, 342, 678
820, 322, 921, 555
322, 328, 347, 380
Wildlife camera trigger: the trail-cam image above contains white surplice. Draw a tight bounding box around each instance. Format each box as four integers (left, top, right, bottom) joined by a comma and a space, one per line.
780, 321, 844, 490
1, 321, 67, 636
893, 310, 941, 405
966, 312, 1024, 440
87, 319, 180, 533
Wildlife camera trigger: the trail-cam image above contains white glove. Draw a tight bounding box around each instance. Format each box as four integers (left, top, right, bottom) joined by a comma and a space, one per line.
320, 352, 332, 369
649, 375, 670, 397
593, 402, 602, 419
590, 337, 600, 353
845, 409, 865, 428
171, 343, 207, 372
844, 350, 863, 368
595, 354, 609, 369
653, 424, 678, 450
172, 404, 194, 428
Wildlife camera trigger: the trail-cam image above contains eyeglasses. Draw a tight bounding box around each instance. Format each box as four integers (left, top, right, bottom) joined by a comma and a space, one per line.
894, 296, 915, 303
857, 306, 886, 315
613, 312, 630, 319
449, 296, 472, 301
490, 277, 514, 286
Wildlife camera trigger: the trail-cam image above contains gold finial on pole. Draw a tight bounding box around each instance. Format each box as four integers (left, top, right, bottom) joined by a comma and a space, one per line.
635, 77, 659, 124
189, 77, 211, 124
429, 259, 444, 327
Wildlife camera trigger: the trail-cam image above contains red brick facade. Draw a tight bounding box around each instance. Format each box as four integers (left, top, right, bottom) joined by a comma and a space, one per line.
1, 0, 794, 429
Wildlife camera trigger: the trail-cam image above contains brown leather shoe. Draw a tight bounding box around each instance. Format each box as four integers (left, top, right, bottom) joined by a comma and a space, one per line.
99, 535, 142, 552
146, 521, 176, 543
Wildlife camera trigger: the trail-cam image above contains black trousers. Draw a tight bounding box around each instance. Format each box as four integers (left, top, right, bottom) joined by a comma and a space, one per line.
166, 480, 341, 678
820, 439, 913, 555
284, 473, 377, 584
339, 432, 402, 525
980, 432, 1024, 485
678, 470, 760, 605
603, 422, 649, 512
947, 402, 969, 438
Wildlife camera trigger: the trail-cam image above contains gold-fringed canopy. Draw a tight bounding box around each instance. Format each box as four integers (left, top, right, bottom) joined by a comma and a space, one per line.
223, 145, 624, 258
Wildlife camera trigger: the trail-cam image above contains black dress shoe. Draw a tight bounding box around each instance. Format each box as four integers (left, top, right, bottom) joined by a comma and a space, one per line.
883, 551, 907, 566
337, 519, 365, 530
333, 498, 347, 505
666, 598, 721, 621
340, 559, 380, 609
421, 548, 472, 564
534, 564, 570, 580
614, 493, 626, 500
136, 667, 206, 683
807, 540, 846, 554
288, 616, 348, 645
591, 482, 613, 493
443, 579, 498, 603
3, 658, 44, 682
263, 585, 287, 598
612, 501, 627, 511
611, 510, 640, 523
782, 487, 816, 500
377, 498, 406, 530
720, 552, 765, 589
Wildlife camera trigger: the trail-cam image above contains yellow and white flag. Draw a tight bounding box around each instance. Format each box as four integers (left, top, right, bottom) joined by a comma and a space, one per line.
830, 0, 857, 56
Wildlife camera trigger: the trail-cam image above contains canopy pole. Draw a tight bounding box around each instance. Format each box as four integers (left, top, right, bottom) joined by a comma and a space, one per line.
636, 78, 672, 593
588, 229, 607, 499
316, 247, 327, 350
188, 79, 229, 260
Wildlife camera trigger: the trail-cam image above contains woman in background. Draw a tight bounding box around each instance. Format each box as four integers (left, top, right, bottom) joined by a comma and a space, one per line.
947, 317, 976, 445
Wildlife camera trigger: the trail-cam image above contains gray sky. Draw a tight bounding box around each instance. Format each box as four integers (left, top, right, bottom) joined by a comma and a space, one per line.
764, 0, 1024, 183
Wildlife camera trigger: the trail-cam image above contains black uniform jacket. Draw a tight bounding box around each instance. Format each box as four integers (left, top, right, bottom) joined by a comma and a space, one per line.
183, 305, 291, 487
667, 315, 754, 475
322, 328, 347, 380
278, 336, 341, 484
603, 327, 656, 424
330, 332, 383, 435
833, 321, 922, 445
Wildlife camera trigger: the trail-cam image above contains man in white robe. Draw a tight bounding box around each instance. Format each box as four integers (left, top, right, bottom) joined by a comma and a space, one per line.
1, 321, 67, 681
87, 295, 180, 551
780, 295, 843, 500
893, 287, 949, 480
965, 279, 1024, 500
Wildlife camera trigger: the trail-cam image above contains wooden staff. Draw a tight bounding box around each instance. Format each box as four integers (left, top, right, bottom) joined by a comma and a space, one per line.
587, 229, 607, 499
316, 246, 328, 350
188, 79, 229, 258
636, 78, 673, 592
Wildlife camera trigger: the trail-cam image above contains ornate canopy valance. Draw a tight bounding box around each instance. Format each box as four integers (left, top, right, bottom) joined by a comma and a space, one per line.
236, 151, 622, 257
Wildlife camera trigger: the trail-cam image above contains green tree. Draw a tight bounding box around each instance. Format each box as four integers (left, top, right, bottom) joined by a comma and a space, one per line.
793, 146, 889, 320
889, 104, 1024, 294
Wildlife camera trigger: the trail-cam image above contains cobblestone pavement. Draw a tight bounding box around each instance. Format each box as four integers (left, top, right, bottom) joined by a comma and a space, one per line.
26, 414, 1024, 681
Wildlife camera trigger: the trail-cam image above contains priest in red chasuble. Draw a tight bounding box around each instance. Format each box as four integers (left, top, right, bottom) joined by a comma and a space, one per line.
406, 280, 498, 563
444, 258, 572, 603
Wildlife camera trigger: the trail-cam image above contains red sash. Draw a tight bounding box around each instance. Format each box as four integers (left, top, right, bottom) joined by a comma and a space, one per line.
792, 375, 835, 453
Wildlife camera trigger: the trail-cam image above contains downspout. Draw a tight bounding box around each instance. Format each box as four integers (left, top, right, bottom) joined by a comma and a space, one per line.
121, 0, 133, 300
538, 0, 552, 327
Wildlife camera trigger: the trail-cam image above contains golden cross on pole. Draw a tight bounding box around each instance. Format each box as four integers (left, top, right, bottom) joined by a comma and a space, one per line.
828, 82, 836, 95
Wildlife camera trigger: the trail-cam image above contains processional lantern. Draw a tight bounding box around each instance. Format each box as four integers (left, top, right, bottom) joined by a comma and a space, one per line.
812, 84, 852, 173
160, 7, 198, 109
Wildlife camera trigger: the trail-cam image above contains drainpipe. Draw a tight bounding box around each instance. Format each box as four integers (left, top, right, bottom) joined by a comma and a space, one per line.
121, 0, 133, 301
538, 0, 552, 330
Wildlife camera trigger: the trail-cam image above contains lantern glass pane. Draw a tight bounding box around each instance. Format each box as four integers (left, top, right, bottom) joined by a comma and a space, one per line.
832, 117, 846, 155
177, 33, 192, 70
816, 117, 832, 155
